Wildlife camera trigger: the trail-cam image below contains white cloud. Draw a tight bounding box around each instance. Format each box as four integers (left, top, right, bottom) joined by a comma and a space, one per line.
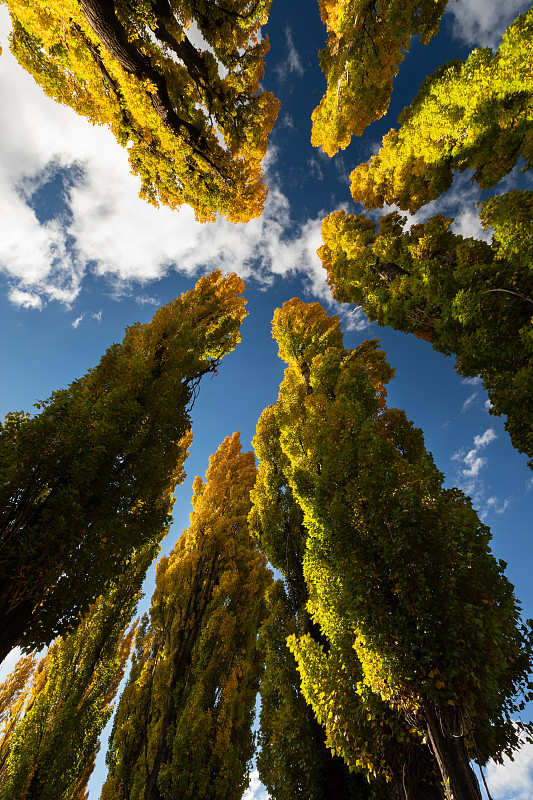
242, 770, 270, 800
340, 304, 370, 333
485, 496, 511, 515
72, 310, 102, 328
452, 428, 505, 516
486, 737, 533, 800
474, 429, 498, 449
0, 10, 330, 310
445, 0, 531, 49
370, 172, 492, 243
462, 392, 478, 413
463, 377, 482, 386
8, 288, 43, 310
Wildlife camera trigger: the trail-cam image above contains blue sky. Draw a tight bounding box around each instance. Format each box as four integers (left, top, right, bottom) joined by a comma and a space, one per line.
0, 0, 532, 798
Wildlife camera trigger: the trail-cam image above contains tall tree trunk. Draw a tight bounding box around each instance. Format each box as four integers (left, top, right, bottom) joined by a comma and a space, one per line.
422, 702, 482, 800
79, 0, 223, 174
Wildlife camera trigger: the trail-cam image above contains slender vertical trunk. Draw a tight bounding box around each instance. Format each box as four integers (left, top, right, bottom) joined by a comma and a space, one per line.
422, 702, 482, 800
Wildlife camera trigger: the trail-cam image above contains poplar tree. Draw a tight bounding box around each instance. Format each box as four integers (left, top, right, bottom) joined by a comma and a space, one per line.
0, 552, 148, 800
258, 298, 533, 800
349, 9, 533, 212
249, 412, 373, 800
0, 271, 246, 663
250, 401, 443, 800
101, 432, 271, 800
319, 192, 533, 464
312, 0, 449, 156
5, 0, 280, 222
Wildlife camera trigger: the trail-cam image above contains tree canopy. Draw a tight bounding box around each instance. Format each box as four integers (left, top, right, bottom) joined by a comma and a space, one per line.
259, 297, 533, 800
0, 553, 147, 800
250, 410, 443, 800
312, 0, 449, 156
349, 8, 533, 211
249, 412, 378, 800
5, 0, 280, 222
319, 192, 533, 465
101, 432, 271, 800
0, 271, 246, 661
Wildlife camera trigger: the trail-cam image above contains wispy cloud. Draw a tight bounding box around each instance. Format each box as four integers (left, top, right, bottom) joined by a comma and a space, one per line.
462, 376, 482, 387
308, 157, 324, 181
485, 496, 511, 515
72, 310, 103, 329
453, 427, 497, 480
284, 27, 304, 76
462, 392, 478, 413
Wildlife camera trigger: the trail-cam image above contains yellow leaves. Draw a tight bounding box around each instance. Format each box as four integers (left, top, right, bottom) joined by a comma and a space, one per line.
312, 0, 449, 155
349, 8, 533, 212
5, 0, 279, 222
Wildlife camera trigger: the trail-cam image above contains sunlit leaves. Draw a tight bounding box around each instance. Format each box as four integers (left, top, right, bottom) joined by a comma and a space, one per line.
350, 9, 533, 211
5, 0, 280, 221
319, 197, 533, 464
258, 297, 533, 798
311, 0, 449, 155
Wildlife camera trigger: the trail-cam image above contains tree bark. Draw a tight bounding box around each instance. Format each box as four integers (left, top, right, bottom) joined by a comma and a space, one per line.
422, 701, 482, 800
79, 0, 225, 175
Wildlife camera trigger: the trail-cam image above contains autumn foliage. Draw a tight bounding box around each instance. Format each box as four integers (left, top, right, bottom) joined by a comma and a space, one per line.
5, 0, 279, 221
254, 298, 533, 800
350, 9, 533, 210
311, 0, 449, 156
320, 194, 533, 465
0, 557, 146, 800
101, 433, 271, 800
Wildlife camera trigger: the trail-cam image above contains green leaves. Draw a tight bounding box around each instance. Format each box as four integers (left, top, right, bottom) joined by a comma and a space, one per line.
0, 556, 146, 800
101, 433, 271, 800
320, 198, 533, 464
0, 271, 246, 658
254, 297, 533, 798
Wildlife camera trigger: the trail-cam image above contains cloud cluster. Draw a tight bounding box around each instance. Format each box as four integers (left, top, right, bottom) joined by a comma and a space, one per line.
455, 427, 498, 480
0, 10, 329, 314
461, 392, 479, 413
451, 428, 512, 518
242, 770, 270, 800
445, 0, 531, 49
